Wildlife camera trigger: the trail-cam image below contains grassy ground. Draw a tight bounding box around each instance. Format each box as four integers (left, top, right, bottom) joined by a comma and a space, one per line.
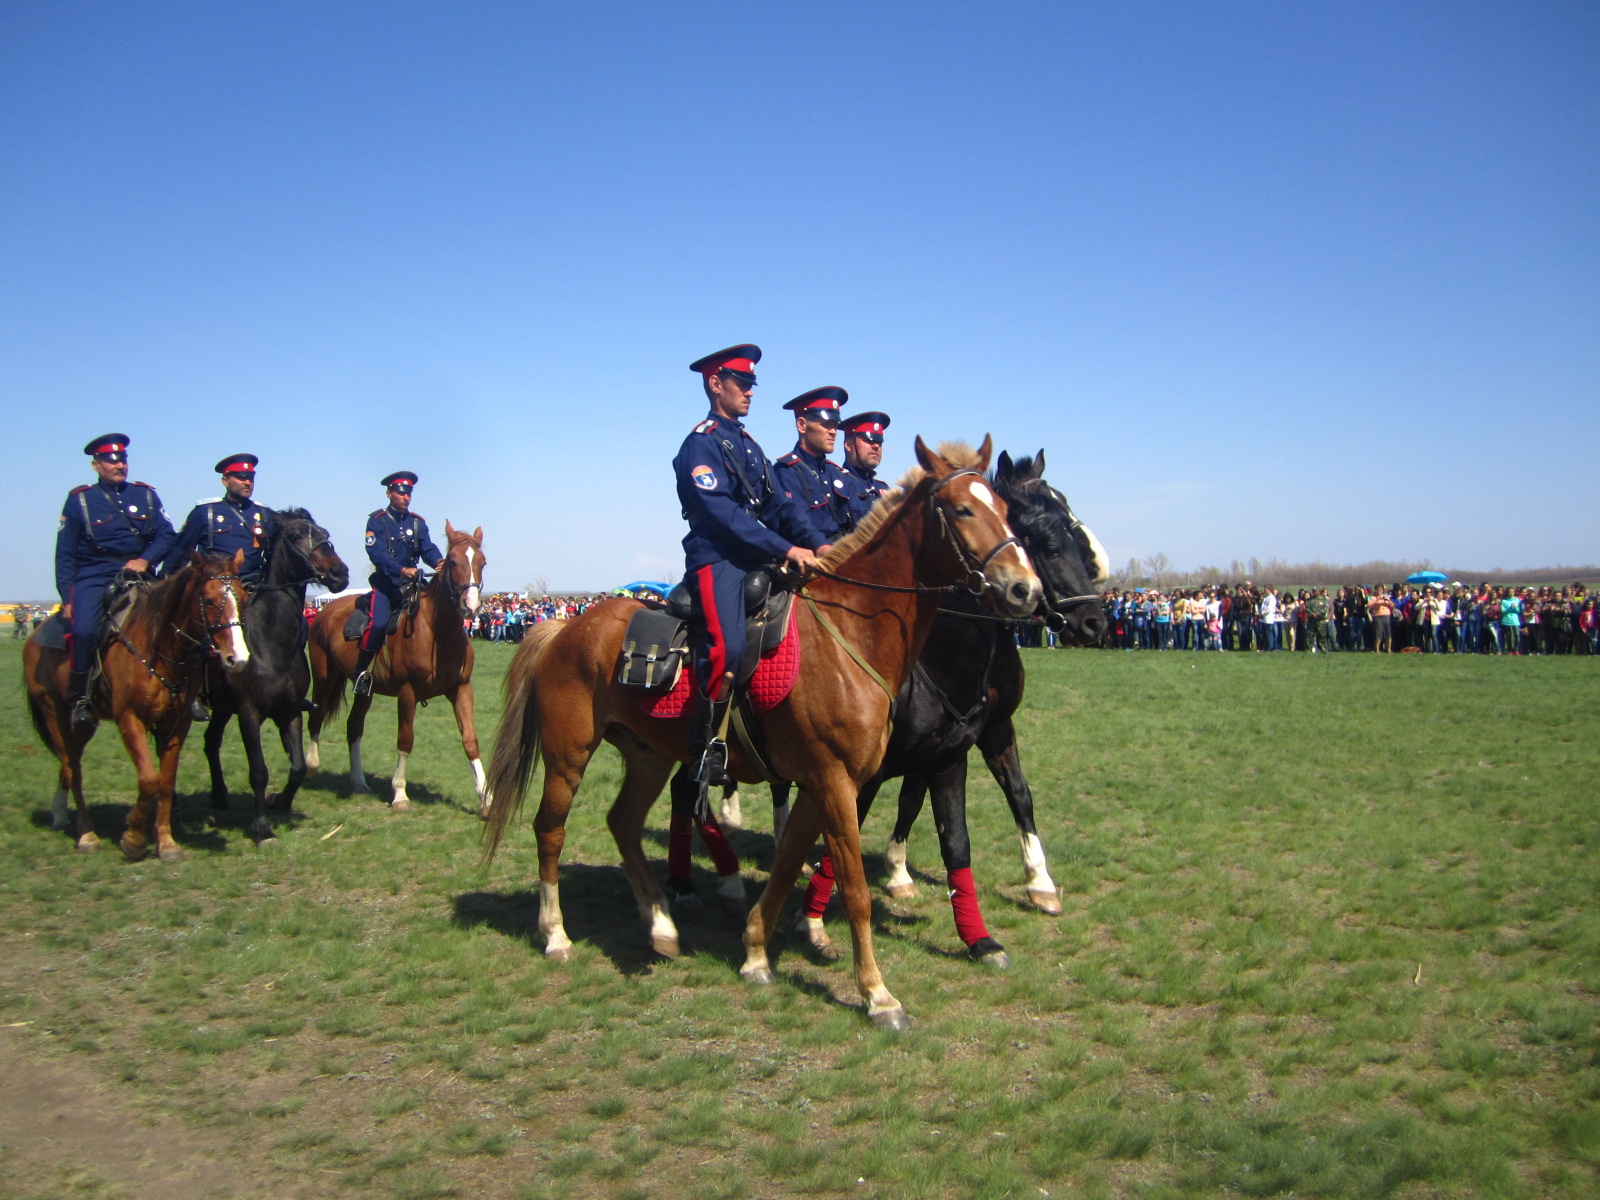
1, 637, 1597, 1199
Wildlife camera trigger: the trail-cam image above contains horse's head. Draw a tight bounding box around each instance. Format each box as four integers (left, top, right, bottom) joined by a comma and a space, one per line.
993, 449, 1108, 646
268, 508, 350, 593
914, 436, 1042, 619
192, 549, 251, 671
440, 522, 486, 617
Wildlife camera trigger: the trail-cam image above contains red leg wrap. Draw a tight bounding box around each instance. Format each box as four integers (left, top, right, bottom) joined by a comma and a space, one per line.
696, 812, 740, 876
802, 853, 837, 918
947, 867, 990, 946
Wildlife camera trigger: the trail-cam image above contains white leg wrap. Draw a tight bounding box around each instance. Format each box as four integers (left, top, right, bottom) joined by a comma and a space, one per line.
719, 787, 742, 828
305, 740, 321, 770
716, 871, 745, 899
1019, 832, 1056, 894
539, 881, 571, 955
349, 740, 369, 792
883, 837, 913, 891
795, 913, 831, 948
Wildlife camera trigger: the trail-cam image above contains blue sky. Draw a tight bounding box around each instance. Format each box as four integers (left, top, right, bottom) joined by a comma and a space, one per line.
4, 1, 1596, 598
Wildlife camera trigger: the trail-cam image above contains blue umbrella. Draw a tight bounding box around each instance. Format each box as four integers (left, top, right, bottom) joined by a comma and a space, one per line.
615, 580, 670, 597
1406, 570, 1448, 585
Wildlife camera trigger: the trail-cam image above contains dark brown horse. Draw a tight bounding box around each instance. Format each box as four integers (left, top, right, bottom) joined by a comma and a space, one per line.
306, 523, 489, 812
25, 552, 252, 859
484, 438, 1040, 1029
201, 508, 350, 843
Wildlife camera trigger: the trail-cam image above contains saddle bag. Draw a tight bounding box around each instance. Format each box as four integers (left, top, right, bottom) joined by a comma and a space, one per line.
617, 606, 689, 690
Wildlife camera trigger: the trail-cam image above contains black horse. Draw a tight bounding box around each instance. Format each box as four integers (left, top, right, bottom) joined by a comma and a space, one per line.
202, 508, 348, 843
770, 450, 1107, 967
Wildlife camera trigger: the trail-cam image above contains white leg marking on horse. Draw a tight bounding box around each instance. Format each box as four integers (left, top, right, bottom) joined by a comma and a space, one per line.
795, 913, 832, 950
772, 799, 790, 845
50, 788, 70, 831
471, 757, 489, 802
719, 786, 742, 828
1019, 832, 1056, 893
647, 903, 679, 946
884, 836, 913, 891
540, 881, 572, 956
305, 739, 320, 770
391, 750, 410, 808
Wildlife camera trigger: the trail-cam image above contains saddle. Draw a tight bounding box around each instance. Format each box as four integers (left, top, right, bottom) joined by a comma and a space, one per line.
342, 580, 418, 642
616, 568, 793, 693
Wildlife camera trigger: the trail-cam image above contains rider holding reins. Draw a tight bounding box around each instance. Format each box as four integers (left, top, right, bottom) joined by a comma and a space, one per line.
353, 471, 443, 696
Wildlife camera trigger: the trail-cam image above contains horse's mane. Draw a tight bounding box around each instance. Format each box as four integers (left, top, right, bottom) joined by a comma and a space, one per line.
124, 552, 233, 638
273, 506, 313, 524
818, 441, 981, 570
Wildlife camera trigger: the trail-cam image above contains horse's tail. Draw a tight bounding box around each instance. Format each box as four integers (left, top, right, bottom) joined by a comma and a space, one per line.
482, 619, 565, 860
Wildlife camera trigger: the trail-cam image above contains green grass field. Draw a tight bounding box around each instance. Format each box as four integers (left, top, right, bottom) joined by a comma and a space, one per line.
1, 638, 1597, 1199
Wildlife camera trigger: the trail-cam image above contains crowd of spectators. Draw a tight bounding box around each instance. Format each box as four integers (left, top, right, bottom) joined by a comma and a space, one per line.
465, 593, 608, 640
1081, 582, 1597, 654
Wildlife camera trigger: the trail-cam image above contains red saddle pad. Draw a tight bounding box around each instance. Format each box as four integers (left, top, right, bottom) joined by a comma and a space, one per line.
638, 613, 800, 719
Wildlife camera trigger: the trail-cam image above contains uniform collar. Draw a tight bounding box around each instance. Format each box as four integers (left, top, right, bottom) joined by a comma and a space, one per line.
387, 505, 409, 520
708, 409, 745, 432
225, 494, 251, 511
792, 444, 827, 469
97, 479, 127, 495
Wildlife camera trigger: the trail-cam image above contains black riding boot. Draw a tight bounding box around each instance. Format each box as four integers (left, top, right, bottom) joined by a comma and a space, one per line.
191, 677, 211, 722
685, 690, 733, 821
353, 645, 379, 696
68, 669, 98, 730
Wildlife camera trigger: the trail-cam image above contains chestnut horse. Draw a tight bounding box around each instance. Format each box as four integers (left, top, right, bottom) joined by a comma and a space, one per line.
306, 523, 488, 812
25, 552, 252, 860
484, 438, 1040, 1029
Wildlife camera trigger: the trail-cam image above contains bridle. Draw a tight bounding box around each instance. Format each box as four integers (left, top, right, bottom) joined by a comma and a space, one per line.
811, 467, 1023, 598
432, 542, 482, 615
254, 520, 338, 594
1004, 479, 1101, 624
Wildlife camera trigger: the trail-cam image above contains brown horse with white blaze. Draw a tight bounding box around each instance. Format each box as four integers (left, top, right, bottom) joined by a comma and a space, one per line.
484, 438, 1040, 1029
306, 523, 489, 812
25, 551, 252, 860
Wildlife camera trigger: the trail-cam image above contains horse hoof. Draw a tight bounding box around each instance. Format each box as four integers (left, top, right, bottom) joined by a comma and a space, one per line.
158, 847, 186, 864
870, 1006, 913, 1032
75, 833, 99, 854
885, 882, 919, 900
813, 940, 843, 963
1028, 888, 1063, 915
670, 892, 705, 914
650, 935, 681, 960
741, 965, 776, 986
971, 943, 1011, 971
118, 836, 148, 862
545, 945, 573, 964
390, 797, 412, 812
51, 812, 70, 833
256, 834, 280, 848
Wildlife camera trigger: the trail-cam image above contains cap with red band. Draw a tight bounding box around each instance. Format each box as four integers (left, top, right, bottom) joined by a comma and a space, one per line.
83, 433, 130, 459
840, 410, 890, 437
782, 386, 849, 415
381, 471, 419, 489
214, 453, 259, 475
689, 343, 761, 379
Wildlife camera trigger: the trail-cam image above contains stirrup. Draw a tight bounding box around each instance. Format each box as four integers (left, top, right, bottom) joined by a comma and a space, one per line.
71, 698, 99, 730
353, 670, 373, 697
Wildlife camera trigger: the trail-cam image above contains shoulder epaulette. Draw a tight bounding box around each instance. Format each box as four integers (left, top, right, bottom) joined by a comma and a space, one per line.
69, 484, 92, 495
692, 419, 718, 434
409, 511, 426, 522
776, 452, 800, 465
198, 497, 223, 505
131, 481, 154, 489
369, 509, 386, 519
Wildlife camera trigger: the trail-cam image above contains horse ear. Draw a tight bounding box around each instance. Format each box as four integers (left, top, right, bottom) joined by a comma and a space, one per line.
445, 519, 455, 540
230, 549, 245, 572
974, 434, 993, 473
914, 435, 939, 473
1032, 449, 1046, 479
473, 526, 482, 543
996, 450, 1014, 482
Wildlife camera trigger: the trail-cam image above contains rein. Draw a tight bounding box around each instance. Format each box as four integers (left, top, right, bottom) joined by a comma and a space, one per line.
113, 573, 247, 697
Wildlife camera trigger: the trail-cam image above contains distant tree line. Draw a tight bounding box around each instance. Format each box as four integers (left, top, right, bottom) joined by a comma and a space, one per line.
1113, 555, 1600, 592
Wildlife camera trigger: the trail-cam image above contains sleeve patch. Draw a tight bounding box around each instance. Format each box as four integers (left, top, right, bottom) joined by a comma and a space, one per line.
692, 465, 718, 491
365, 532, 376, 547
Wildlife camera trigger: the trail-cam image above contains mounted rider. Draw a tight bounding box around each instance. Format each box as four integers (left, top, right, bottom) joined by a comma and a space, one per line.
55, 434, 176, 729
838, 409, 892, 528
353, 471, 443, 697
670, 345, 827, 898
773, 386, 853, 543
164, 454, 275, 586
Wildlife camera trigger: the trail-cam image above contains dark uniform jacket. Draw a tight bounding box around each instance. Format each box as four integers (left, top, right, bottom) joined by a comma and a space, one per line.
165, 497, 275, 583
839, 463, 890, 529
674, 414, 822, 572
55, 480, 177, 602
774, 445, 852, 544
365, 507, 443, 590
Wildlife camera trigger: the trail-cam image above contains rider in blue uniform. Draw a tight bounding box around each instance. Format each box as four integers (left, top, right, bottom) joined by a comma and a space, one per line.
164, 454, 275, 585
55, 434, 177, 729
353, 471, 443, 696
671, 345, 827, 891
773, 386, 853, 544
837, 410, 892, 528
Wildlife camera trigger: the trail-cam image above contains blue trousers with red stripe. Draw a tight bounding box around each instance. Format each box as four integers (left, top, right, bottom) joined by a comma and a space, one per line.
687, 560, 747, 700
